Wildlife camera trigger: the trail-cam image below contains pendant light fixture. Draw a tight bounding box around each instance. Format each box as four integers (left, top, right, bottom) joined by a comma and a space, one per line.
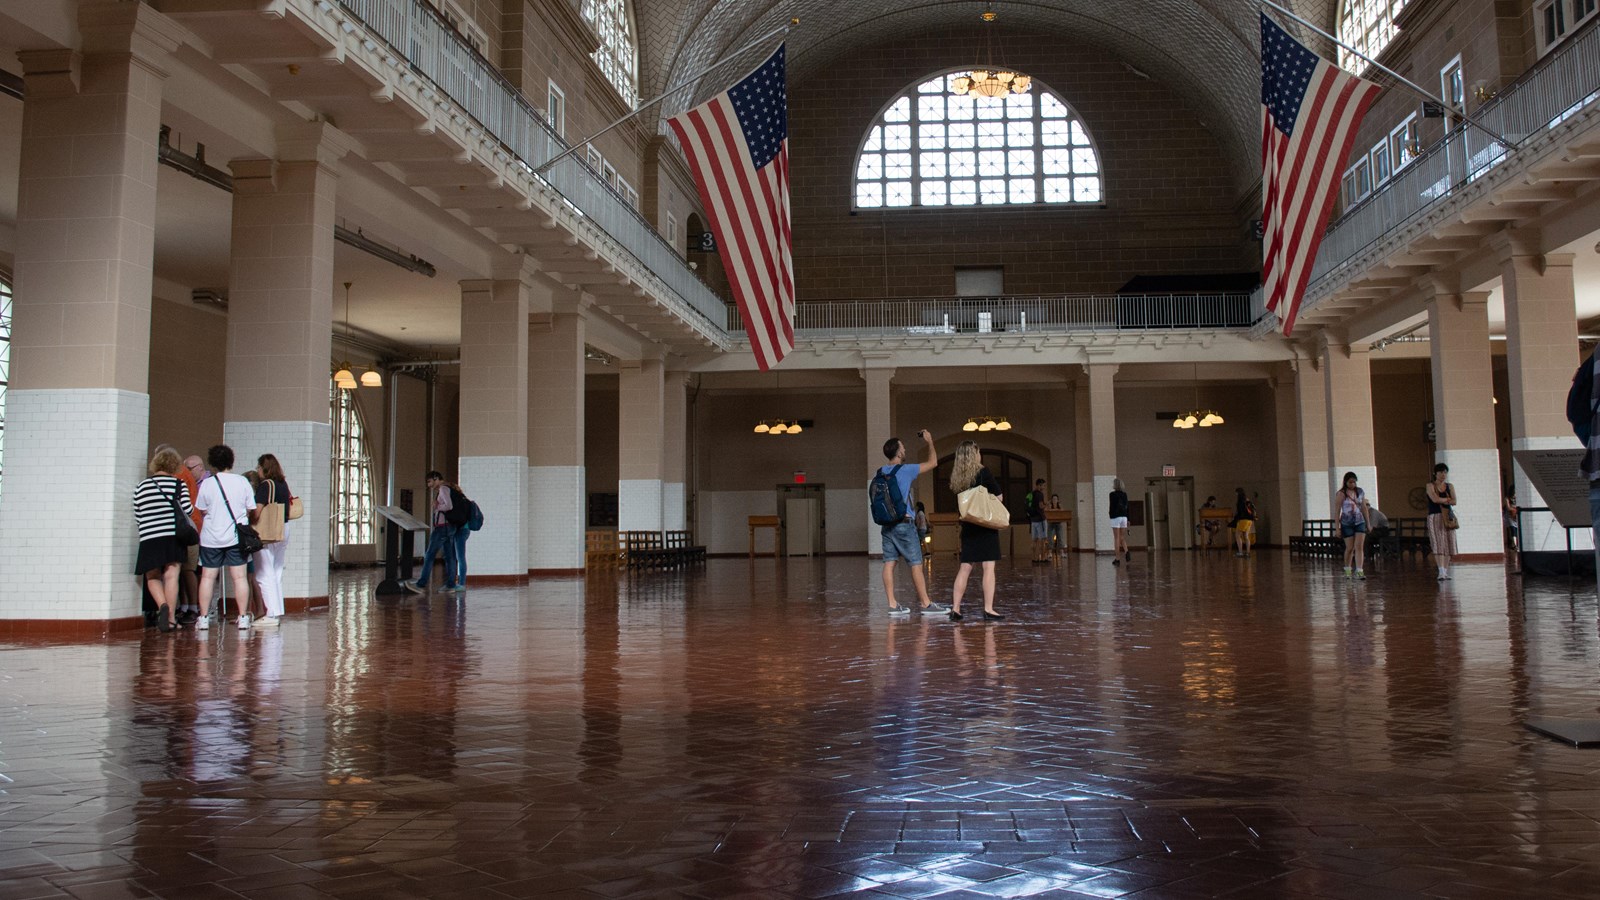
962, 368, 1012, 432
950, 6, 1033, 99
1171, 363, 1223, 429
332, 281, 382, 390
752, 371, 803, 435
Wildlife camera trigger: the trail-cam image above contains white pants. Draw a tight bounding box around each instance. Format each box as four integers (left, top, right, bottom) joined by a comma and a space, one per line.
254, 530, 290, 618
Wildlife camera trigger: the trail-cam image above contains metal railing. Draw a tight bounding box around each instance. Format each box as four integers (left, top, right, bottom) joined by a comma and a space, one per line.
729, 293, 1260, 336
1310, 18, 1600, 290
332, 0, 729, 332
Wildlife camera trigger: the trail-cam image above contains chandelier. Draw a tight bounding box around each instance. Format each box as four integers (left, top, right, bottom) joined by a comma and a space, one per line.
332, 282, 383, 390
950, 8, 1033, 98
962, 416, 1012, 432
1171, 364, 1222, 429
754, 419, 804, 435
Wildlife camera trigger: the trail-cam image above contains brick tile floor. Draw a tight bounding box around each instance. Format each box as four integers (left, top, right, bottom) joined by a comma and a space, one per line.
2, 552, 1599, 897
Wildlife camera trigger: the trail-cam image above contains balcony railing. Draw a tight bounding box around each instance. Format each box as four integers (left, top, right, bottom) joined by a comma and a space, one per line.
729, 293, 1260, 336
332, 0, 729, 332
1310, 18, 1600, 289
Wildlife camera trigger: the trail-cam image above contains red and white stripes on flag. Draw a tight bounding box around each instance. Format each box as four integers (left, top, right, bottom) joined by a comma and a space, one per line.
667, 45, 794, 370
1260, 13, 1382, 336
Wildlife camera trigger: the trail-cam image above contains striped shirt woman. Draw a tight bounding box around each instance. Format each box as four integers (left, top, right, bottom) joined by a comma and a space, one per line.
134, 448, 194, 632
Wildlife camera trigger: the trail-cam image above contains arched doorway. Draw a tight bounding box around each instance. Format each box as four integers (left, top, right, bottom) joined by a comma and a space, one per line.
933, 449, 1033, 525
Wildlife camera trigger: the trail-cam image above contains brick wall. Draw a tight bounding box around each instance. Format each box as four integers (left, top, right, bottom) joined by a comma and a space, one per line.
789, 27, 1249, 300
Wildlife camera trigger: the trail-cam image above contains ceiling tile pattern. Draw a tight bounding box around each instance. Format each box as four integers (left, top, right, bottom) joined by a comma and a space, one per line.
630, 0, 1341, 189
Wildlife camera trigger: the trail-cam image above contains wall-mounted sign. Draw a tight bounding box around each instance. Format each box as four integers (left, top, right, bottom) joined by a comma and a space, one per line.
793, 471, 806, 484
692, 232, 717, 253
1162, 465, 1176, 477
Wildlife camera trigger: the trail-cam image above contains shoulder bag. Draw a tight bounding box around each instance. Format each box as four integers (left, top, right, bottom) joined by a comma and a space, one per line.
957, 483, 1009, 530
256, 480, 287, 543
1443, 483, 1460, 530
163, 479, 198, 547
218, 475, 264, 555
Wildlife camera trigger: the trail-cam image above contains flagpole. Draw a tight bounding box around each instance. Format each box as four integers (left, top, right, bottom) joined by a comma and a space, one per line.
533, 19, 798, 176
1258, 0, 1520, 151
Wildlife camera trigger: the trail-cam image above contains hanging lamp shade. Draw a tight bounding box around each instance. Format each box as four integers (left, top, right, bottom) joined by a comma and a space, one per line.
995, 419, 1012, 431
360, 368, 383, 388
754, 422, 770, 433
963, 419, 979, 432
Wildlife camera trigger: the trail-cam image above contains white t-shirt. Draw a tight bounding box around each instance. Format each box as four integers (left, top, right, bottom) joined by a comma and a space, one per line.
195, 472, 256, 548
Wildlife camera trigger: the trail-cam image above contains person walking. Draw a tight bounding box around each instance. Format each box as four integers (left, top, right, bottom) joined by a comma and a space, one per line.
407, 471, 458, 593
873, 431, 944, 616
1231, 487, 1257, 558
1336, 471, 1370, 580
133, 448, 193, 633
193, 444, 257, 631
1109, 478, 1131, 565
1426, 463, 1458, 581
251, 454, 291, 627
948, 440, 1003, 621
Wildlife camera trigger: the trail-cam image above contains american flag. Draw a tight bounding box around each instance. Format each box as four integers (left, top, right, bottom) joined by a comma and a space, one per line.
667, 45, 794, 370
1260, 12, 1381, 336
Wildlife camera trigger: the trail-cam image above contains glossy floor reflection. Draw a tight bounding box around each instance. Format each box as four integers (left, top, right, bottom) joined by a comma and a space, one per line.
3, 552, 1600, 898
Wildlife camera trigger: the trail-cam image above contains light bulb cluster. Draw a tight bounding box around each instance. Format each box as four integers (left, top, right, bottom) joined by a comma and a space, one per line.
951, 70, 1032, 98
1171, 409, 1225, 430
962, 416, 1013, 432
753, 420, 804, 435
333, 362, 382, 390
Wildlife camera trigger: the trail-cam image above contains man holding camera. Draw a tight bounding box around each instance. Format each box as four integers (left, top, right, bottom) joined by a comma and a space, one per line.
877, 429, 945, 616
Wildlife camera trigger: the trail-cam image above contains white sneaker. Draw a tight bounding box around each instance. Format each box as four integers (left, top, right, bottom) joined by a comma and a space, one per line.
888, 606, 910, 617
237, 614, 252, 630
196, 616, 210, 631
253, 616, 280, 628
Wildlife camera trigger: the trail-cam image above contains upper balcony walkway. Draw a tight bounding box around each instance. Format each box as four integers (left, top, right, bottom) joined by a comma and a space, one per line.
1286, 18, 1600, 335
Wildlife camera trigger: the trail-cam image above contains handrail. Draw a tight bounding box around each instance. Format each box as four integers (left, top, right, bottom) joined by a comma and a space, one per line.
332, 0, 731, 333
729, 292, 1260, 335
1309, 16, 1600, 291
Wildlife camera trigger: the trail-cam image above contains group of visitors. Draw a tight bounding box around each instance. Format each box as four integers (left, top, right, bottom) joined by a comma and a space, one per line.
1332, 465, 1459, 582
133, 443, 295, 633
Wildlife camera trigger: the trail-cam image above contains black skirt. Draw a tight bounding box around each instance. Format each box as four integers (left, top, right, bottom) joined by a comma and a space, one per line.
134, 536, 185, 575
959, 521, 1002, 563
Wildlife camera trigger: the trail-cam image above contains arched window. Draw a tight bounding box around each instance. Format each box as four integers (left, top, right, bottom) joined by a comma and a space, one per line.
329, 384, 376, 549
1336, 0, 1409, 73
582, 0, 639, 108
853, 72, 1102, 210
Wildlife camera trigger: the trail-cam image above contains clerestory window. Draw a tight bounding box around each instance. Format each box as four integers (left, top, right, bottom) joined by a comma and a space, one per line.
581, 0, 639, 108
1336, 0, 1410, 73
852, 71, 1103, 210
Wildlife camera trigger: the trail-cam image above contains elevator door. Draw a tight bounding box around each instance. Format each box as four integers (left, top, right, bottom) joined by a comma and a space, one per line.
1143, 476, 1195, 550
777, 484, 826, 557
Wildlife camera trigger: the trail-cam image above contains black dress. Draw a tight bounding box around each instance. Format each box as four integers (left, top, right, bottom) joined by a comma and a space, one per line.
958, 467, 1003, 563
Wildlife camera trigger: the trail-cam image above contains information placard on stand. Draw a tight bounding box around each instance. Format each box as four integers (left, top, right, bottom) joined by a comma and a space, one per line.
1511, 448, 1591, 528
375, 506, 430, 595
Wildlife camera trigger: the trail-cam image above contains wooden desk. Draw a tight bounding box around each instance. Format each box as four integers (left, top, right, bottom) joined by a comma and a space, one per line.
1197, 508, 1233, 549
748, 515, 780, 557
1045, 509, 1072, 554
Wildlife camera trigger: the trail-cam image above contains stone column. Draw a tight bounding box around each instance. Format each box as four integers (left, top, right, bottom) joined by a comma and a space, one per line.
1428, 287, 1503, 557
1073, 382, 1094, 550
528, 288, 585, 573
0, 5, 182, 629
1271, 364, 1303, 531
1294, 356, 1331, 519
662, 372, 689, 531
1084, 362, 1119, 552
1322, 336, 1378, 510
618, 357, 665, 531
223, 123, 353, 610
1498, 232, 1585, 552
456, 258, 533, 578
863, 366, 894, 556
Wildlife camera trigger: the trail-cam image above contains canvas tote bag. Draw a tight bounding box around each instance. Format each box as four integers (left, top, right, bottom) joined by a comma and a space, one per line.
957, 485, 1009, 530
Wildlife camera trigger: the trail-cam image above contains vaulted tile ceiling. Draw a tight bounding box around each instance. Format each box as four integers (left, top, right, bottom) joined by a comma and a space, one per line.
633, 0, 1339, 191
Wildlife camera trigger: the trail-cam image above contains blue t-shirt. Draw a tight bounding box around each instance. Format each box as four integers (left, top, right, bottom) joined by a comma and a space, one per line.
877, 464, 919, 521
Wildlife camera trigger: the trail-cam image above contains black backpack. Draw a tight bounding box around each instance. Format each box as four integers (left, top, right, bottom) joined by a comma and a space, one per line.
1567, 351, 1595, 444
446, 486, 472, 526
868, 464, 907, 526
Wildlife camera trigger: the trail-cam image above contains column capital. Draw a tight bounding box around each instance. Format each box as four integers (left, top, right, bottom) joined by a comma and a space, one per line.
1458, 290, 1491, 311
1488, 226, 1543, 261
1317, 332, 1371, 359
78, 1, 184, 74
275, 121, 359, 169
490, 251, 540, 284
16, 49, 79, 98
1415, 270, 1461, 297
1080, 362, 1119, 378
1540, 252, 1576, 274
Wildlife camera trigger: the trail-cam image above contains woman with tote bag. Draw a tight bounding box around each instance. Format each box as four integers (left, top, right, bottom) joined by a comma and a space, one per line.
948, 440, 1006, 621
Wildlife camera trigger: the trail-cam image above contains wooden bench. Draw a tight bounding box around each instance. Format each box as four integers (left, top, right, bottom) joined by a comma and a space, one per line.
665, 530, 706, 567
1389, 517, 1432, 558
620, 530, 706, 570
1289, 519, 1341, 558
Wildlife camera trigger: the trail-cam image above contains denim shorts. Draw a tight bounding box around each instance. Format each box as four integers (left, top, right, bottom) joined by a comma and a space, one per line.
1341, 520, 1368, 538
881, 520, 923, 564
1030, 520, 1048, 539
198, 545, 247, 568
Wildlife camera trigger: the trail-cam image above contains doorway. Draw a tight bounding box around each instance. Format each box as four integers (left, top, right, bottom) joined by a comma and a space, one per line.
1143, 476, 1195, 550
776, 483, 826, 556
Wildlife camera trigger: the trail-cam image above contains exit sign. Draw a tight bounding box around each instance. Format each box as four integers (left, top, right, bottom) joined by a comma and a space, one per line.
793, 471, 806, 483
